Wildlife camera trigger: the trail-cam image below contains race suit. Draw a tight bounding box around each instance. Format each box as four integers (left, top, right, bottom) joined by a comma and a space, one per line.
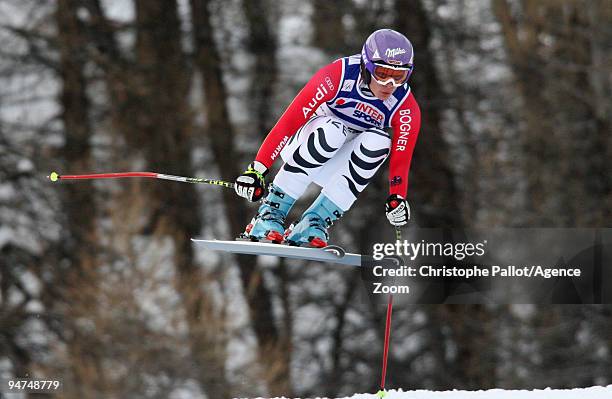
255, 54, 421, 211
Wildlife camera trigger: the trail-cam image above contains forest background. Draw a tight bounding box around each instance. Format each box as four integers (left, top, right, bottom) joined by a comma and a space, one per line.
0, 0, 610, 398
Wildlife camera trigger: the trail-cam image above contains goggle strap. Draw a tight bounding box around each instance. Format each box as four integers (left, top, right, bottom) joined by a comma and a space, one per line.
373, 62, 413, 71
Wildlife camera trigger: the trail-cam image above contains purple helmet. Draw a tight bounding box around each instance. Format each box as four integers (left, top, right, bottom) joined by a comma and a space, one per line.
361, 29, 414, 85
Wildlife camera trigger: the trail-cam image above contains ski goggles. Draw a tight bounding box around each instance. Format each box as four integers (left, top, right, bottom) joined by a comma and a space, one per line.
372, 63, 413, 87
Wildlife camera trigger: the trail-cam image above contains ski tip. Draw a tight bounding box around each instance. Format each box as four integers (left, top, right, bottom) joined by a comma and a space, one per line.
49, 172, 59, 182
376, 389, 387, 398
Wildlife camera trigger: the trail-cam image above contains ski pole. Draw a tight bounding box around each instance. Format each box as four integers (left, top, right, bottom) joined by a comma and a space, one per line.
47, 171, 234, 189
377, 294, 394, 398
377, 226, 401, 398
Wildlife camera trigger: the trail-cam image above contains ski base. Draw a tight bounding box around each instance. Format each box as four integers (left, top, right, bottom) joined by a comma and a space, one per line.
191, 239, 361, 267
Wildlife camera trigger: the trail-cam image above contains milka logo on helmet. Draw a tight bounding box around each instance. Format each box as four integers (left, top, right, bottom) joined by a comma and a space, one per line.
302, 82, 330, 118
385, 48, 406, 58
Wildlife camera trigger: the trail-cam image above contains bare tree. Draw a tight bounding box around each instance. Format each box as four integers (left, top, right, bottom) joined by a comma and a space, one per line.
55, 1, 108, 396
242, 0, 280, 136
493, 0, 611, 226
312, 1, 350, 55
191, 0, 291, 395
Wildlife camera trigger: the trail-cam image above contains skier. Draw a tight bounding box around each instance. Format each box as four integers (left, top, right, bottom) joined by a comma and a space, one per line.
234, 28, 421, 247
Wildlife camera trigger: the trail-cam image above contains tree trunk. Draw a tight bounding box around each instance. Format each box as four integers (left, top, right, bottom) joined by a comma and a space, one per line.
131, 1, 231, 397
56, 1, 106, 396
493, 0, 611, 226
191, 0, 290, 395
395, 1, 495, 390
312, 1, 349, 55
546, 3, 611, 226
394, 0, 462, 227
242, 0, 279, 137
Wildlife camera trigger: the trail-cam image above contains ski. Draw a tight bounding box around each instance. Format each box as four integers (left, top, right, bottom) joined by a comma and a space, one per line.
191, 239, 362, 267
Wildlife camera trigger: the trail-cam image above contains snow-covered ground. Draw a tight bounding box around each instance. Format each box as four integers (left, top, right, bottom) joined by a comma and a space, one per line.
251, 385, 612, 399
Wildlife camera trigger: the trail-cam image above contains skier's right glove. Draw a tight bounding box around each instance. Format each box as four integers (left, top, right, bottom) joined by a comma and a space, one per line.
385, 194, 410, 226
235, 161, 268, 202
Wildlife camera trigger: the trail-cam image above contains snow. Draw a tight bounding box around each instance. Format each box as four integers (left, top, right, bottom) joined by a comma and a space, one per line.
250, 386, 612, 399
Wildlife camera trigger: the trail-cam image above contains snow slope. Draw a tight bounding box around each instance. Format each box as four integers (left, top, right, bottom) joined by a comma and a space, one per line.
251, 386, 612, 399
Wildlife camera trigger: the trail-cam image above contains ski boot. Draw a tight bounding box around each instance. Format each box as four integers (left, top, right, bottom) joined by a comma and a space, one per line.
242, 185, 295, 243
284, 194, 343, 248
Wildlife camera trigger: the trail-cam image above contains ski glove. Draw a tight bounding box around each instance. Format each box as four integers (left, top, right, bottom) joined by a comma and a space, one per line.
235, 161, 268, 202
385, 194, 410, 226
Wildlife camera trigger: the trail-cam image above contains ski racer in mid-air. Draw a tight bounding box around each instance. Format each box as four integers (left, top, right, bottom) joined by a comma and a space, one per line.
234, 28, 421, 247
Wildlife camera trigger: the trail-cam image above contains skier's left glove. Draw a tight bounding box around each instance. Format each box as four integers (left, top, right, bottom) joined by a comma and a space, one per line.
385, 194, 410, 226
235, 161, 268, 202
